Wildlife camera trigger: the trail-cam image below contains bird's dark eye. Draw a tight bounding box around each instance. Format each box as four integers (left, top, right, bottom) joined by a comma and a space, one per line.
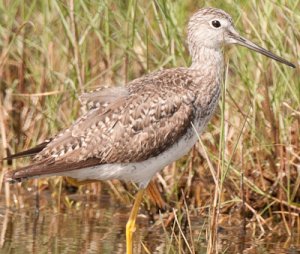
211, 20, 221, 28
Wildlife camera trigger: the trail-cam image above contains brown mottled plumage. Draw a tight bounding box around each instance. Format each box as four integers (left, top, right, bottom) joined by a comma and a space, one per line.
6, 67, 220, 180
5, 7, 294, 186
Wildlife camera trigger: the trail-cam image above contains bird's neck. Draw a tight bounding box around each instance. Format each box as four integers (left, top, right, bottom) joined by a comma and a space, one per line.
189, 46, 224, 94
188, 46, 224, 114
189, 46, 224, 75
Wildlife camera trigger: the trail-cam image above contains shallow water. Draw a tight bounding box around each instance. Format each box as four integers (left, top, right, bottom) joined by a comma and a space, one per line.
0, 190, 299, 254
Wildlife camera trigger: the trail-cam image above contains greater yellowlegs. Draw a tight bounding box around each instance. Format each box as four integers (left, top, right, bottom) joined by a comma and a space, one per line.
5, 7, 295, 254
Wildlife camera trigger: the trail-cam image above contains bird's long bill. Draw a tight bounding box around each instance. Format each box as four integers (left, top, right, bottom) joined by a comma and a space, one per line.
233, 35, 295, 68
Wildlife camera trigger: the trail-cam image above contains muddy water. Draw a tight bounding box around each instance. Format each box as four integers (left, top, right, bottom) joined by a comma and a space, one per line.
0, 191, 299, 254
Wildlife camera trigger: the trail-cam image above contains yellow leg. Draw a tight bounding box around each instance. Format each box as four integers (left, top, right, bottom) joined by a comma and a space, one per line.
126, 188, 145, 254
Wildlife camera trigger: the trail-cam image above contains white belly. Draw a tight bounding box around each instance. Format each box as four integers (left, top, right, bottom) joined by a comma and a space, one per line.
58, 120, 205, 188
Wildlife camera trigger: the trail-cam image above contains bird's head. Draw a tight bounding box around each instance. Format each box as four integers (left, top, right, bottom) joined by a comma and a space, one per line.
187, 7, 295, 68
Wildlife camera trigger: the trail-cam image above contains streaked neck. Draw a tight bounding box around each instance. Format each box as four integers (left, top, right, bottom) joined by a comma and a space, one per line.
189, 46, 224, 73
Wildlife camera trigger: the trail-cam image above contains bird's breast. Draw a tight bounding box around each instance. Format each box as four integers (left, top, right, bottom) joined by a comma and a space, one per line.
192, 80, 221, 128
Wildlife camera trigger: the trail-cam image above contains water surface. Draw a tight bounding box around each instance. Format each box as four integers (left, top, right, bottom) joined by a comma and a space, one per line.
0, 189, 299, 253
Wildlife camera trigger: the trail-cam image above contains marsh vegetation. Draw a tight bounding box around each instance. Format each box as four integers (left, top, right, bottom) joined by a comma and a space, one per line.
0, 0, 299, 253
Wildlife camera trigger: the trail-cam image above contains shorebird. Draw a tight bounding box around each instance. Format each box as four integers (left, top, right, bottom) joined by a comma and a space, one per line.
5, 7, 295, 254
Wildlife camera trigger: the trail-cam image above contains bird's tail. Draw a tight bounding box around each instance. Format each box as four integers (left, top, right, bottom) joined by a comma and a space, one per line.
2, 140, 52, 183
4, 158, 54, 183
3, 140, 51, 161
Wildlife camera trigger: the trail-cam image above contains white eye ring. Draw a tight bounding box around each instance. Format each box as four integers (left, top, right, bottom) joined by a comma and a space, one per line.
211, 20, 221, 28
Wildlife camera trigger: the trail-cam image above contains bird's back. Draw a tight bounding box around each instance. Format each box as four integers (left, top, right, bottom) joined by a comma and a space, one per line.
6, 67, 221, 183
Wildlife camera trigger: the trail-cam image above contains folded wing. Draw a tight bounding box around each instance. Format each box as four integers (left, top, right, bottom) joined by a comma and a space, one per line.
7, 69, 197, 181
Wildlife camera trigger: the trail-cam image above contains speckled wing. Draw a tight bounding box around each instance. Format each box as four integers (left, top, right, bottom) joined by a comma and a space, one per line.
7, 69, 197, 181
79, 86, 129, 111
5, 87, 129, 161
